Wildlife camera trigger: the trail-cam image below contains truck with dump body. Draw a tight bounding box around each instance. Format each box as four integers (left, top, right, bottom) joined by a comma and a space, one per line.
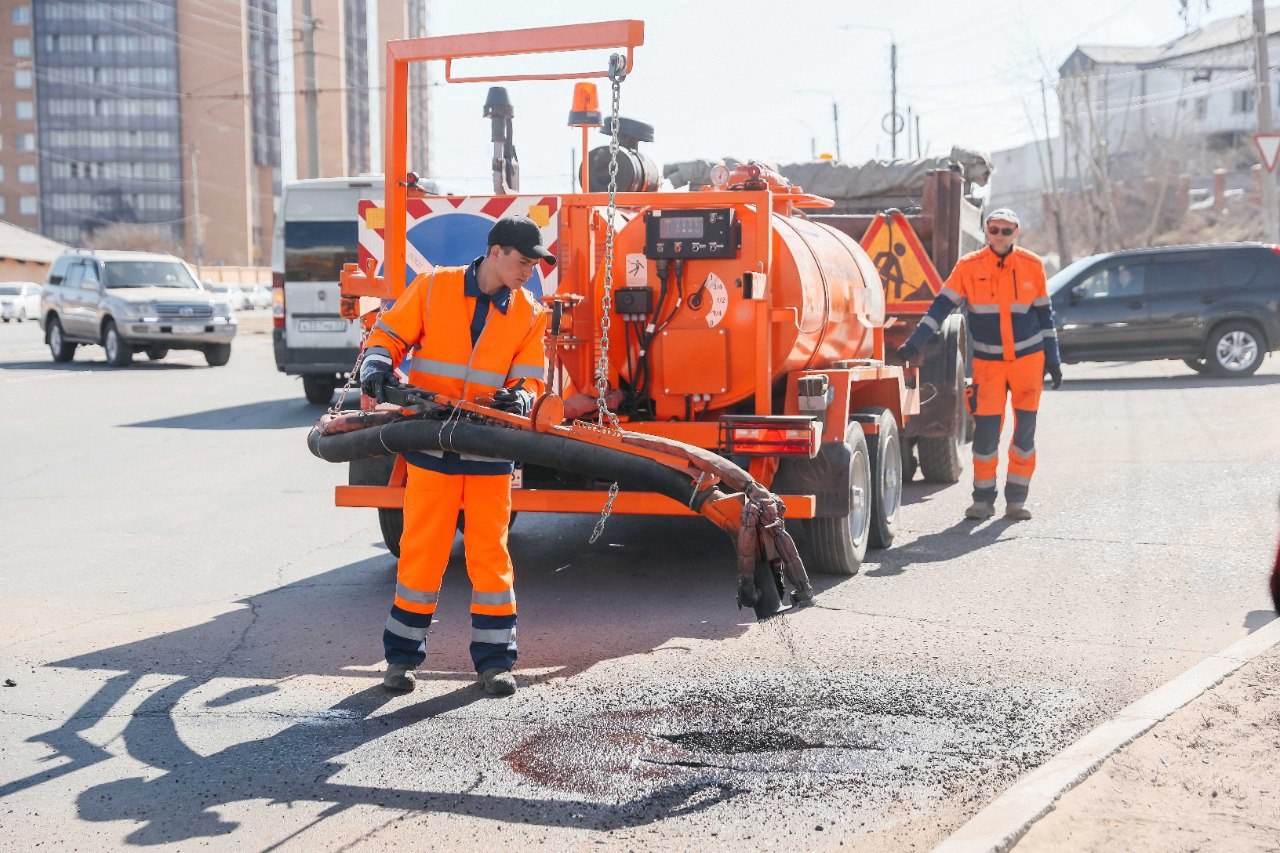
316, 20, 924, 604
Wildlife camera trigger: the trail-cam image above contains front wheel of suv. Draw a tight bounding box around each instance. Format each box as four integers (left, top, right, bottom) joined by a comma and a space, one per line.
103, 320, 133, 367
48, 316, 77, 362
204, 343, 232, 367
1205, 322, 1264, 378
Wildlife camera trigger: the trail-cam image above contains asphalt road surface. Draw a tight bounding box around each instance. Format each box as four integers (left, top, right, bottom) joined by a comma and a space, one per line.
2, 320, 1277, 849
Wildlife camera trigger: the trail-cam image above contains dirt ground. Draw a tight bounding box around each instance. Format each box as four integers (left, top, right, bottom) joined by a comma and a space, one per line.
1017, 645, 1280, 852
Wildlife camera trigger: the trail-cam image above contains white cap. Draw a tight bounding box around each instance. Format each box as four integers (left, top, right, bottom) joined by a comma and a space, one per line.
985, 207, 1020, 226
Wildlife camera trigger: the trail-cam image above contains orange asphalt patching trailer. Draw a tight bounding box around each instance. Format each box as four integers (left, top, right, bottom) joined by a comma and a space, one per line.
334, 20, 918, 577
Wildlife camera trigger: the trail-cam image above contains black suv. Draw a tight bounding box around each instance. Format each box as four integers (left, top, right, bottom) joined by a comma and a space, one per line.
1048, 243, 1280, 377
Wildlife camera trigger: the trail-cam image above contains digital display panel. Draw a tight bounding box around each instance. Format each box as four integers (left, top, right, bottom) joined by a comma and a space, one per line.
658, 216, 705, 240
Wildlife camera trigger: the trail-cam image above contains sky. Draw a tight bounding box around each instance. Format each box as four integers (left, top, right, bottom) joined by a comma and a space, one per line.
414, 0, 1262, 194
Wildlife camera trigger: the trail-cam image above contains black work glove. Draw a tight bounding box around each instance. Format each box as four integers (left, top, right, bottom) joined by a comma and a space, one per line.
360, 367, 400, 403
894, 342, 919, 365
490, 386, 533, 416
1045, 362, 1062, 390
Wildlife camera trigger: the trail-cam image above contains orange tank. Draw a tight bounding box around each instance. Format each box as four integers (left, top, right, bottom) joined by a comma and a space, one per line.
596, 207, 886, 420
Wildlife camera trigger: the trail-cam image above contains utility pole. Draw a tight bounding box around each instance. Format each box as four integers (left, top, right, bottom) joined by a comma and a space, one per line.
188, 144, 204, 278
915, 114, 922, 160
300, 0, 320, 179
890, 40, 898, 159
832, 101, 842, 160
1253, 0, 1278, 241
906, 106, 913, 157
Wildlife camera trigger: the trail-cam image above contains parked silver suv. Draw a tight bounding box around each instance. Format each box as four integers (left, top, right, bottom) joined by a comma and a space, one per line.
40, 250, 237, 367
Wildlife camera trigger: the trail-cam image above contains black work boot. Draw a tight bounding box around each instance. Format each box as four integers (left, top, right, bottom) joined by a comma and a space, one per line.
383, 663, 416, 692
478, 668, 516, 697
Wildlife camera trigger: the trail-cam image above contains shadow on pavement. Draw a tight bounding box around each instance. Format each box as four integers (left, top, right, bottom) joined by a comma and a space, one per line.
0, 359, 200, 372
1243, 609, 1277, 633
1058, 373, 1280, 392
861, 518, 1018, 578
900, 480, 955, 506
122, 399, 320, 430
5, 514, 751, 842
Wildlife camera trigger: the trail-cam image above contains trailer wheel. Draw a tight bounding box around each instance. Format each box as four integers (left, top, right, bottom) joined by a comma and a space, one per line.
303, 376, 337, 405
378, 508, 404, 557
857, 407, 902, 549
803, 427, 871, 575
917, 360, 966, 483
752, 561, 784, 619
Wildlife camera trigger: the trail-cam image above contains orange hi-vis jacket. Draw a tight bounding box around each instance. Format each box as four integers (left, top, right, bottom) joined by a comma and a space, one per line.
363, 260, 548, 475
905, 245, 1060, 364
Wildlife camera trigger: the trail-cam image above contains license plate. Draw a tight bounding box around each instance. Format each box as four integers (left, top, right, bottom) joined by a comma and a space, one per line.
298, 319, 347, 333
170, 324, 205, 334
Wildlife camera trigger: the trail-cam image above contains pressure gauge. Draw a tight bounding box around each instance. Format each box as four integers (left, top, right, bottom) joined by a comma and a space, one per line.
709, 163, 731, 188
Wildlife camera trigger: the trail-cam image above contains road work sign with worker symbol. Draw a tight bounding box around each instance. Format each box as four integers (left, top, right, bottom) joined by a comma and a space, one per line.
859, 210, 943, 314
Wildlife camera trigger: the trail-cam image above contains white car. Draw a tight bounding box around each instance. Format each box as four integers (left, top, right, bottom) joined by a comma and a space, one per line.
0, 282, 41, 322
245, 285, 272, 310
208, 283, 251, 311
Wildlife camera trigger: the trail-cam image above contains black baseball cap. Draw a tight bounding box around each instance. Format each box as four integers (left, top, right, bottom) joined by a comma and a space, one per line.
487, 216, 557, 266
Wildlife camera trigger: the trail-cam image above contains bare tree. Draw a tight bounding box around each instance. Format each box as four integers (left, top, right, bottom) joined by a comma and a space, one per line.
84, 224, 184, 256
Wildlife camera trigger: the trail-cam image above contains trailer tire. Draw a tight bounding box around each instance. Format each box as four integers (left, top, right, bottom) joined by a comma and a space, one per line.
752, 561, 784, 619
918, 360, 966, 483
803, 426, 871, 575
857, 407, 901, 550
303, 375, 337, 405
378, 508, 404, 557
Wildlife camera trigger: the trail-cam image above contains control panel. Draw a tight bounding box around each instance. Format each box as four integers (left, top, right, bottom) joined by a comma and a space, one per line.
643, 208, 738, 260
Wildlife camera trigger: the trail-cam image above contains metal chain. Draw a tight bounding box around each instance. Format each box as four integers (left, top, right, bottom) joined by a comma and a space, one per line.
589, 53, 626, 545
330, 320, 373, 414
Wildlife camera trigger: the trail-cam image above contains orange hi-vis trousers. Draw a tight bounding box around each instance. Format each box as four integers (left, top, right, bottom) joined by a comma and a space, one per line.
967, 351, 1044, 505
383, 466, 517, 673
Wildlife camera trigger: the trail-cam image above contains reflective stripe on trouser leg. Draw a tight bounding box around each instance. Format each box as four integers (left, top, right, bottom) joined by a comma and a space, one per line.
1003, 353, 1044, 504
462, 472, 517, 672
1006, 408, 1038, 503
385, 466, 464, 668
971, 414, 1003, 503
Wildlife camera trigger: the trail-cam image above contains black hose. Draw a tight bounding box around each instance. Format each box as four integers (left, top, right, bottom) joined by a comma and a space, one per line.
308, 416, 716, 512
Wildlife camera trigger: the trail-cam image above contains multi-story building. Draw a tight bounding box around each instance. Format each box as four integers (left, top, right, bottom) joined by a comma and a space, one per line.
0, 2, 39, 231
6, 0, 429, 267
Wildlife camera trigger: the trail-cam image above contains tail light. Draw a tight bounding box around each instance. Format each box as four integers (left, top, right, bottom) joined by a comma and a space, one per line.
718, 415, 819, 457
272, 271, 285, 329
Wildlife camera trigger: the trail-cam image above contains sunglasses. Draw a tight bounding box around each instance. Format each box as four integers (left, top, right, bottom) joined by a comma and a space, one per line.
987, 225, 1016, 236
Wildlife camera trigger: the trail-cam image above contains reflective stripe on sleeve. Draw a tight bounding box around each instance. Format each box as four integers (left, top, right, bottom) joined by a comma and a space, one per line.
939, 286, 962, 303
918, 315, 940, 332
1014, 331, 1045, 351
967, 303, 1001, 314
473, 589, 516, 606
507, 364, 546, 380
1042, 327, 1058, 338
1033, 296, 1051, 306
375, 319, 409, 346
472, 627, 516, 645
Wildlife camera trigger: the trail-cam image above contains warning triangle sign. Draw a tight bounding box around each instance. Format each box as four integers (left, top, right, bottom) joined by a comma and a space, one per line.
1255, 133, 1280, 172
859, 211, 944, 314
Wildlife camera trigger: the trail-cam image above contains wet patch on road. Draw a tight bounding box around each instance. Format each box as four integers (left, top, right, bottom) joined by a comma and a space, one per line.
504, 666, 1101, 828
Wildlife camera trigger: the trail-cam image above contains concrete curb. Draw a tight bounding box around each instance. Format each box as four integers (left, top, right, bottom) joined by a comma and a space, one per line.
933, 614, 1280, 853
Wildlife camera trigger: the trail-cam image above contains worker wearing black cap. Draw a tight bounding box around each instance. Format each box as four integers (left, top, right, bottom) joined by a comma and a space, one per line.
359, 215, 553, 696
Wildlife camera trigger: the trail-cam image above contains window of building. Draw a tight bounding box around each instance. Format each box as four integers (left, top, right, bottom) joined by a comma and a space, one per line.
12, 6, 30, 25
0, 198, 6, 215
1233, 89, 1255, 113
19, 196, 37, 215
13, 37, 31, 57
15, 101, 32, 120
18, 165, 35, 183
17, 133, 34, 151
15, 69, 32, 88
1195, 96, 1208, 120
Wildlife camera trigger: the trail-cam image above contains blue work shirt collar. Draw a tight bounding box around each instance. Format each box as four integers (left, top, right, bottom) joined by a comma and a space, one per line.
464, 256, 511, 315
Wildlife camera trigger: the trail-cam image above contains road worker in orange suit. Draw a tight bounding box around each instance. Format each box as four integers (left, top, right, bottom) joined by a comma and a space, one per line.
895, 208, 1061, 521
359, 216, 551, 696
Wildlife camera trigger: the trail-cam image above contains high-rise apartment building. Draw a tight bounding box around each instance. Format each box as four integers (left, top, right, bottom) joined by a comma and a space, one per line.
8, 0, 429, 266
0, 2, 40, 230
